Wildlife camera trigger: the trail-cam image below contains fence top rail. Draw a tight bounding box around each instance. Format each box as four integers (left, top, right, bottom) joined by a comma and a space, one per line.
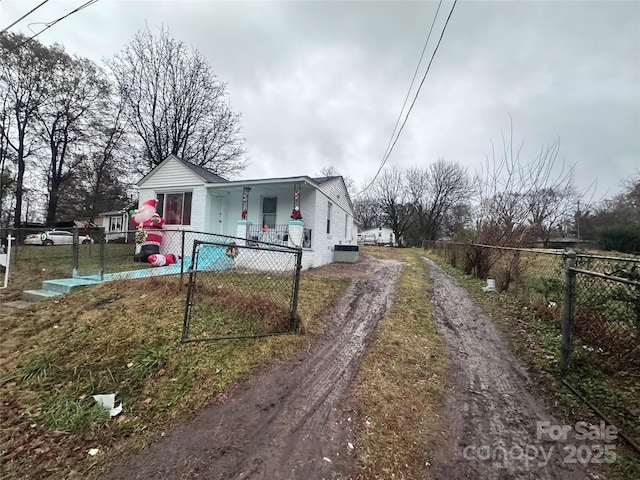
437, 241, 640, 262
442, 241, 565, 256
570, 267, 640, 287
192, 238, 301, 253
575, 253, 640, 263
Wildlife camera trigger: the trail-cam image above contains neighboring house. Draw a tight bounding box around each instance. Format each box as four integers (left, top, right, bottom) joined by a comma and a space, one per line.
96, 208, 134, 242
135, 155, 358, 269
358, 227, 395, 246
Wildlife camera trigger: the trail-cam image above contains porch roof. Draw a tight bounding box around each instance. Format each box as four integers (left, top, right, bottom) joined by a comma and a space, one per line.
204, 175, 337, 189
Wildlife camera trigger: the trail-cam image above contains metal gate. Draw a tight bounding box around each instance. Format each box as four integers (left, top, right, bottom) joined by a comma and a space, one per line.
182, 239, 302, 342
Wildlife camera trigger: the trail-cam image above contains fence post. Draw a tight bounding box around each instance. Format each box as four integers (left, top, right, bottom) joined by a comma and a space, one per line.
98, 227, 105, 281
180, 229, 186, 286
72, 227, 79, 277
290, 248, 303, 331
560, 249, 577, 373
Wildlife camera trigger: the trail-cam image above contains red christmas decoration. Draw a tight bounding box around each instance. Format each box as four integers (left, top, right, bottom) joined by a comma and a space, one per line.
291, 206, 302, 220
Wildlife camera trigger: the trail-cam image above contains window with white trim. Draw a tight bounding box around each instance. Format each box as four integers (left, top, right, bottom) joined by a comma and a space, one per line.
326, 202, 332, 234
157, 192, 192, 225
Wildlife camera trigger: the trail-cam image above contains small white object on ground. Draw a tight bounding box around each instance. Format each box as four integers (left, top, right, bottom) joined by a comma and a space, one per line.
93, 393, 123, 417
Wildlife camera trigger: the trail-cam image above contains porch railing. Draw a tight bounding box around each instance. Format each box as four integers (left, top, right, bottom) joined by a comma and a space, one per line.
247, 224, 312, 248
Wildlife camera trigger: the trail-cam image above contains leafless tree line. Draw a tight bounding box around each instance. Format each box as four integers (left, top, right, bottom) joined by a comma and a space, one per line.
353, 123, 579, 252
0, 26, 246, 228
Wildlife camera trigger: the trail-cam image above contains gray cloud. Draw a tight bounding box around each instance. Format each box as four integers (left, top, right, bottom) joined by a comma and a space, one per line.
2, 0, 638, 199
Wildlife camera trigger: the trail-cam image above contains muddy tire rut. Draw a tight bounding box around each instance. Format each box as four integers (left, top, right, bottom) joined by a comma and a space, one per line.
424, 258, 606, 480
103, 255, 402, 480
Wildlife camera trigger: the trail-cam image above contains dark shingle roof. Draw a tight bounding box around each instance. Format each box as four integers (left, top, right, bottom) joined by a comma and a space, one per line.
311, 176, 339, 184
176, 157, 229, 183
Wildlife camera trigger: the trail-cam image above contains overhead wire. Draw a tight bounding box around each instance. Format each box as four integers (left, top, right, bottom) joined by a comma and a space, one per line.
355, 0, 458, 198
379, 0, 443, 172
5, 0, 100, 51
0, 0, 50, 34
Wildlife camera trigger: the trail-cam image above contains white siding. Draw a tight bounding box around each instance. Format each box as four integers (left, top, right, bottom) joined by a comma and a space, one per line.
190, 186, 208, 231
315, 178, 353, 218
140, 157, 205, 189
311, 190, 335, 268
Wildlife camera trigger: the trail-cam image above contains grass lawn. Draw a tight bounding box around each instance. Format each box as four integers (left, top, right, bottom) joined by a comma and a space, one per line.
0, 269, 349, 479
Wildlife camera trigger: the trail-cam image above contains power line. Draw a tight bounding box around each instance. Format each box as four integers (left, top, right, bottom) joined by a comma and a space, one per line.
355, 0, 458, 198
380, 0, 443, 170
1, 0, 50, 34
6, 0, 100, 51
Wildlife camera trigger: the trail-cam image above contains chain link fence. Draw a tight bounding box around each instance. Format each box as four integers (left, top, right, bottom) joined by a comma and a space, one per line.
564, 254, 640, 449
182, 239, 302, 342
425, 241, 640, 449
426, 240, 564, 303
0, 227, 256, 290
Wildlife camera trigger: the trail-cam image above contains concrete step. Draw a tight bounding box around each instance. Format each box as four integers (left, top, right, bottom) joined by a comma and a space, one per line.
18, 277, 101, 304
22, 289, 63, 302
42, 277, 100, 294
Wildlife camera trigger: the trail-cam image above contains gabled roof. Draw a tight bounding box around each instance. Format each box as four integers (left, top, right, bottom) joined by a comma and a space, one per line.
179, 157, 229, 184
137, 154, 229, 186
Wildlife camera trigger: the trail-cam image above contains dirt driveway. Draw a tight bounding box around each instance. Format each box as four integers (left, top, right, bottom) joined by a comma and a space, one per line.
424, 258, 607, 480
103, 254, 402, 480
102, 253, 611, 480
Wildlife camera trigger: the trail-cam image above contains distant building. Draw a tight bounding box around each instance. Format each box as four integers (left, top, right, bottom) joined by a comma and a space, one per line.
358, 226, 396, 246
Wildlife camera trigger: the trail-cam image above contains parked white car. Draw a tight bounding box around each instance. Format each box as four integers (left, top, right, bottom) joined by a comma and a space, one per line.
24, 230, 94, 246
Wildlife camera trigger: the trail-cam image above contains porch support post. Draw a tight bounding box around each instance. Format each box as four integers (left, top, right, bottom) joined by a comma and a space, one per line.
236, 220, 251, 246
241, 187, 251, 220
288, 220, 304, 248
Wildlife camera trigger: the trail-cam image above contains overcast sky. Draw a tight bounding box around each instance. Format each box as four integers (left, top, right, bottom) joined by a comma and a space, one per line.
2, 0, 638, 201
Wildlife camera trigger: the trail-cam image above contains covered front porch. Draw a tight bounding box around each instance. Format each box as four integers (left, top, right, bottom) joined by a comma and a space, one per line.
205, 179, 315, 249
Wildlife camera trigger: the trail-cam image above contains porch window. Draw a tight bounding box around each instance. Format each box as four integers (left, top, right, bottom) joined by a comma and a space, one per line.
262, 196, 277, 228
157, 192, 192, 225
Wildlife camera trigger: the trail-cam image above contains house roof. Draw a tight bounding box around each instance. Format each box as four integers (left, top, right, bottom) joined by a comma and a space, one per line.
137, 154, 229, 186
311, 176, 337, 184
178, 157, 229, 184
204, 175, 340, 188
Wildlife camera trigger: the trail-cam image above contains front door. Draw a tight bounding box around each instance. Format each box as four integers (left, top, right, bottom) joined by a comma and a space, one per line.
262, 197, 277, 228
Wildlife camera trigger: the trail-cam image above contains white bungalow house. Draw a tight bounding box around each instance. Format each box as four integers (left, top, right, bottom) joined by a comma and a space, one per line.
358, 226, 396, 246
135, 155, 358, 269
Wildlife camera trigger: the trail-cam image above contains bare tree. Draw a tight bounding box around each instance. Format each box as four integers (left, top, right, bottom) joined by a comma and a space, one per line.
56, 95, 134, 221
108, 26, 246, 176
37, 51, 112, 226
353, 194, 382, 230
0, 33, 52, 227
407, 159, 473, 242
0, 89, 15, 229
317, 165, 356, 197
467, 120, 578, 279
475, 121, 576, 247
370, 167, 415, 246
